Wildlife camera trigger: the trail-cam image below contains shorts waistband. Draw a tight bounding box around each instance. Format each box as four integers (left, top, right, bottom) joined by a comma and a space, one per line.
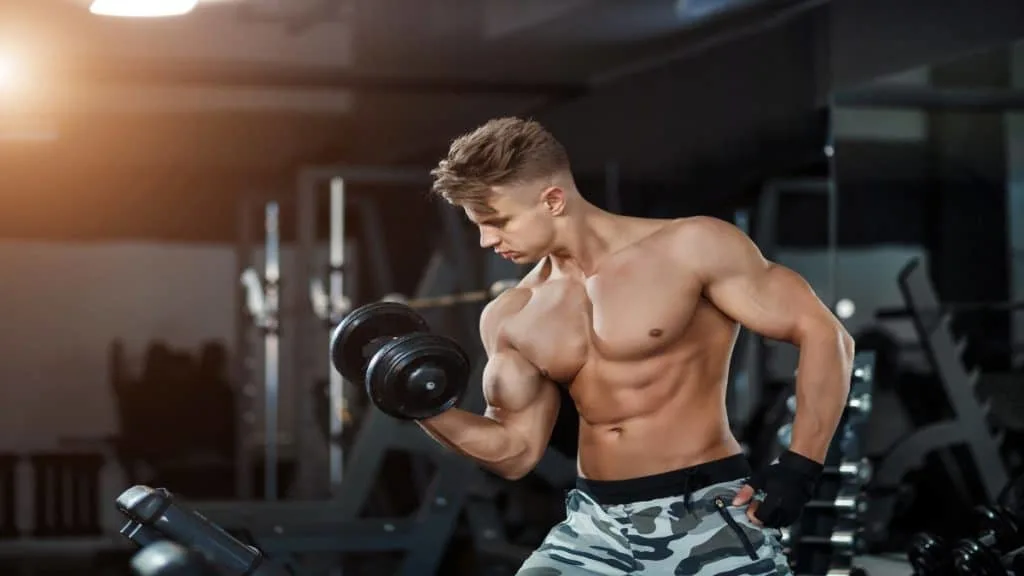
574, 454, 752, 506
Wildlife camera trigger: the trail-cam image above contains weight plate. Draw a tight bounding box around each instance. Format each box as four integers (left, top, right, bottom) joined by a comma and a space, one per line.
330, 302, 429, 386
366, 333, 470, 420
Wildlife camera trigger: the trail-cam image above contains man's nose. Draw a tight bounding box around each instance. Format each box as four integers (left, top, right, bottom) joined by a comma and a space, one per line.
479, 228, 499, 249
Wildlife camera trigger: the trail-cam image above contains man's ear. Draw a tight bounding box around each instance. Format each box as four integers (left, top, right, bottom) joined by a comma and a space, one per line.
540, 187, 566, 216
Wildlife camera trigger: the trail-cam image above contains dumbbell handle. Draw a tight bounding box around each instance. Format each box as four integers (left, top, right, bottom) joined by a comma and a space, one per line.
823, 460, 872, 484
780, 528, 857, 550
804, 494, 862, 513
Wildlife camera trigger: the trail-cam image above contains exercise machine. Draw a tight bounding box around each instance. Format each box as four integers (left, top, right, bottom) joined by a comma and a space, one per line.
862, 258, 1011, 548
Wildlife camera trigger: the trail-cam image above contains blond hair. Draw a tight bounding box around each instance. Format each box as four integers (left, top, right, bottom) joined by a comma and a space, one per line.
430, 117, 570, 212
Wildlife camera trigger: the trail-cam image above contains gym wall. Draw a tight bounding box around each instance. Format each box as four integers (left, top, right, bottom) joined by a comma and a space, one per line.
0, 240, 335, 454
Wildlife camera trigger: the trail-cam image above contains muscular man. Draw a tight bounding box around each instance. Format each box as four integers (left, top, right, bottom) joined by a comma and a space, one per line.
422, 117, 855, 575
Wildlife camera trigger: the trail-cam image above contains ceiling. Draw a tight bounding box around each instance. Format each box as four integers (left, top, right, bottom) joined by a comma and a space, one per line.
0, 0, 794, 176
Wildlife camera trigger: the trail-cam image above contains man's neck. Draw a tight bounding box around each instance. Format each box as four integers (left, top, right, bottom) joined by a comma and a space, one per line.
549, 207, 627, 277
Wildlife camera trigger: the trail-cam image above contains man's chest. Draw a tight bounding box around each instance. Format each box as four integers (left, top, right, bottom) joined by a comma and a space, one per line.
501, 257, 705, 377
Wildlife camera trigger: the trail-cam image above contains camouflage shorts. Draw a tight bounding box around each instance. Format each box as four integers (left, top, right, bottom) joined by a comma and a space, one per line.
517, 478, 791, 575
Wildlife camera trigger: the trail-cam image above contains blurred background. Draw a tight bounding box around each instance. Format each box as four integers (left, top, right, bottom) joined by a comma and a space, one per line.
0, 0, 1023, 575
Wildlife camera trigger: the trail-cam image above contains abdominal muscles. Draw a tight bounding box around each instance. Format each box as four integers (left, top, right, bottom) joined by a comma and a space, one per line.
570, 340, 742, 481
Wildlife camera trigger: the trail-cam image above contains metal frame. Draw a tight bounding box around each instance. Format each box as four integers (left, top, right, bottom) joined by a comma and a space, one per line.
294, 165, 431, 500
834, 85, 1024, 112
239, 197, 285, 501
861, 257, 1010, 548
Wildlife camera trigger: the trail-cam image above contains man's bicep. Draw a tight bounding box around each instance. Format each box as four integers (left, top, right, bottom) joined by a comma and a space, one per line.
481, 352, 560, 454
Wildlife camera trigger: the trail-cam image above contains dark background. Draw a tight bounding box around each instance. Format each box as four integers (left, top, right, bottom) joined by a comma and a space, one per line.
0, 1, 1023, 574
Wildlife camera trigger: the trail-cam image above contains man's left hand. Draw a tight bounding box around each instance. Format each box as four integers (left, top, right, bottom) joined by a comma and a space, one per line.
732, 450, 824, 528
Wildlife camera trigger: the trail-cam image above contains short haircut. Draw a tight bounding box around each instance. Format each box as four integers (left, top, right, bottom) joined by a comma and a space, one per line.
430, 117, 571, 212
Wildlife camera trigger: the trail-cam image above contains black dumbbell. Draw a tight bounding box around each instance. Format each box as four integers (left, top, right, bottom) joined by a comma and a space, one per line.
908, 532, 953, 576
950, 507, 1022, 576
330, 302, 470, 420
908, 505, 1021, 576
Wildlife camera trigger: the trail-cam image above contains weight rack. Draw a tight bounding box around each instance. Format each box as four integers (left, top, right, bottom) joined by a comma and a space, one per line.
778, 351, 877, 576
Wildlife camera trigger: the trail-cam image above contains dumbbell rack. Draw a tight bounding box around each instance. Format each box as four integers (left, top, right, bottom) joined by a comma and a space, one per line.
780, 351, 877, 576
861, 258, 1010, 548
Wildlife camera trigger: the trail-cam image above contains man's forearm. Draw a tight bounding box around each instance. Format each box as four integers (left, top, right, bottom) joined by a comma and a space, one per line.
789, 329, 855, 463
417, 408, 531, 479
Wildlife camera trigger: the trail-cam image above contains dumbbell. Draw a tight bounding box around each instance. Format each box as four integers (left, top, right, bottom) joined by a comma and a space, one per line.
802, 492, 866, 515
949, 507, 1023, 576
780, 527, 860, 553
908, 505, 1021, 576
330, 302, 470, 420
847, 391, 871, 414
116, 485, 289, 576
823, 459, 873, 485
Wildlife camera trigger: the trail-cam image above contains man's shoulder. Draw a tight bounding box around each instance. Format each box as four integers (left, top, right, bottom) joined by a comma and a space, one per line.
649, 216, 741, 256
662, 215, 737, 238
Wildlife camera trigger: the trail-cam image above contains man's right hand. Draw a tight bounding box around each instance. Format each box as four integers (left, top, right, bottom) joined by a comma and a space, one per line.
413, 290, 562, 481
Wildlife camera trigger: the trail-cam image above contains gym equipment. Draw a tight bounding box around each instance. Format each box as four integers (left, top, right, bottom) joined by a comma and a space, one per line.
239, 201, 283, 501
907, 504, 1023, 576
330, 301, 471, 420
365, 330, 470, 420
330, 302, 430, 386
779, 351, 876, 576
214, 165, 569, 574
953, 542, 1024, 575
308, 178, 355, 497
379, 279, 517, 310
116, 485, 288, 576
293, 165, 431, 501
863, 258, 1010, 548
130, 541, 217, 576
176, 247, 554, 575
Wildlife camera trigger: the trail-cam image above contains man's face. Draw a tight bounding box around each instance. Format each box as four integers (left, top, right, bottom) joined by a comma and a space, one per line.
463, 184, 558, 264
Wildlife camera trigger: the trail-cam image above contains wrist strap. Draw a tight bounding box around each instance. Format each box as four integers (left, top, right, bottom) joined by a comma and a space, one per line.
779, 450, 824, 477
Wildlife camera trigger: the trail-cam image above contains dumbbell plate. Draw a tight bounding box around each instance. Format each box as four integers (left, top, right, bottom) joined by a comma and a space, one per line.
367, 333, 470, 420
330, 302, 429, 386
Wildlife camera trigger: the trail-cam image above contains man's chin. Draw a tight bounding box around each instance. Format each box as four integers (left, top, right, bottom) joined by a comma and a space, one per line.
511, 253, 541, 265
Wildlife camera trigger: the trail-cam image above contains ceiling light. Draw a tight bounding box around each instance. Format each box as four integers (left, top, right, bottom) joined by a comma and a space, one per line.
89, 0, 200, 18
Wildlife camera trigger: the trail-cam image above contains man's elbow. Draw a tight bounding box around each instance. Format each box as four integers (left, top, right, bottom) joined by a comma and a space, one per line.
800, 316, 855, 362
493, 449, 543, 481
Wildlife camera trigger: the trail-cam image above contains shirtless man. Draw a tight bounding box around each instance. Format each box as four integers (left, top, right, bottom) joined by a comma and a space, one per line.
423, 117, 855, 575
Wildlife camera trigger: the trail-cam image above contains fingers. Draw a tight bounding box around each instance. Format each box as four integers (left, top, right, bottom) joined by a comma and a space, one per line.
732, 484, 755, 506
746, 501, 764, 527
